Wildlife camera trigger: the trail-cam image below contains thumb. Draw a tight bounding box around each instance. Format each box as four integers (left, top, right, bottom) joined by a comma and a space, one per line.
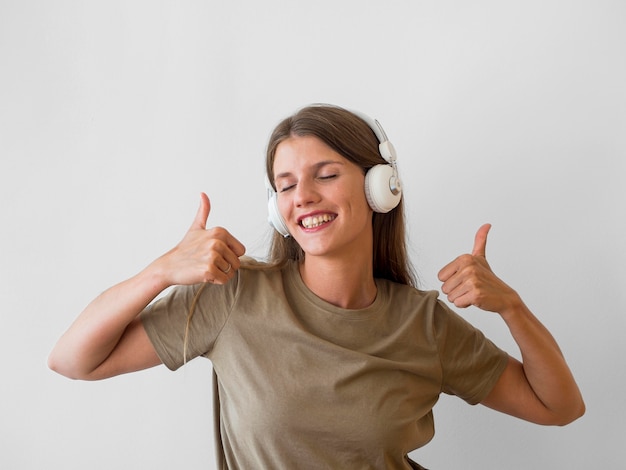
190, 192, 211, 230
472, 223, 492, 258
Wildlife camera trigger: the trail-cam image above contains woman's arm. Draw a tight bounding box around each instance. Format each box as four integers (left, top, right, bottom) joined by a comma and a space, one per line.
437, 224, 585, 425
48, 193, 246, 380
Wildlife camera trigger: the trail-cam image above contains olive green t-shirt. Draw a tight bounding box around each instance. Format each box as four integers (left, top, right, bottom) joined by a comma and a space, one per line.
141, 260, 508, 469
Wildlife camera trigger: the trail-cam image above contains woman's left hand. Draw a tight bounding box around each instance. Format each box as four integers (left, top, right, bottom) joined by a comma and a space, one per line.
438, 224, 520, 314
440, 224, 586, 425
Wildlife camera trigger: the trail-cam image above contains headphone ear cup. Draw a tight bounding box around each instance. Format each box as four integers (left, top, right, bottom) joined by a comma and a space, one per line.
267, 192, 290, 237
364, 164, 402, 213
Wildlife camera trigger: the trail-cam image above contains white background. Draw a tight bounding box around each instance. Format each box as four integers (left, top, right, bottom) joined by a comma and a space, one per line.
1, 1, 624, 468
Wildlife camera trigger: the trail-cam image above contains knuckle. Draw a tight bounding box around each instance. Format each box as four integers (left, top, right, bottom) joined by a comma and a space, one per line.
463, 255, 481, 269
209, 226, 228, 239
206, 237, 221, 249
458, 254, 473, 263
206, 251, 220, 265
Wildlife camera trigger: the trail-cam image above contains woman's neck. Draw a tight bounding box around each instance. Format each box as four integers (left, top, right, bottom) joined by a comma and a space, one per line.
298, 255, 377, 310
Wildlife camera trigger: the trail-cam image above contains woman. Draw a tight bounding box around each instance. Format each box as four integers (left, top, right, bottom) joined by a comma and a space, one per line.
49, 105, 584, 469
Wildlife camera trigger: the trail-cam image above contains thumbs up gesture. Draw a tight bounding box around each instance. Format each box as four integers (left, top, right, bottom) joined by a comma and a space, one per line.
438, 224, 519, 314
154, 193, 246, 286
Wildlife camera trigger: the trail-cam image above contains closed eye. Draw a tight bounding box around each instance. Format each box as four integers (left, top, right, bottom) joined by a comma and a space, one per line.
279, 175, 336, 192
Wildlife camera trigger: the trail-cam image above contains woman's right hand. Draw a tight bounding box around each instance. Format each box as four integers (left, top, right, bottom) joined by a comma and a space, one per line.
48, 193, 245, 380
152, 192, 246, 287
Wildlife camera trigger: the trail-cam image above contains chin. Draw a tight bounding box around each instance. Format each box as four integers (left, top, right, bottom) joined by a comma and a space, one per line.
297, 242, 333, 258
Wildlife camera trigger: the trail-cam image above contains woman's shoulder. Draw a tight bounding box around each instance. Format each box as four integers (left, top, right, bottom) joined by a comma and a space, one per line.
239, 256, 289, 273
377, 277, 439, 303
376, 278, 452, 322
236, 256, 294, 287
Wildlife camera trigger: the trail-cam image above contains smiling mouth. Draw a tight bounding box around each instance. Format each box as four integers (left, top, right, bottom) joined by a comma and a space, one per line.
300, 214, 336, 229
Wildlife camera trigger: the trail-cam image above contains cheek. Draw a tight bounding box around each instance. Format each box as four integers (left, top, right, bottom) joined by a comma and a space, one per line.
276, 193, 291, 219
343, 181, 372, 219
350, 175, 369, 205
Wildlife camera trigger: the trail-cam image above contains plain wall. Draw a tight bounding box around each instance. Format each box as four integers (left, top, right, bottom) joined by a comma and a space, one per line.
1, 1, 624, 468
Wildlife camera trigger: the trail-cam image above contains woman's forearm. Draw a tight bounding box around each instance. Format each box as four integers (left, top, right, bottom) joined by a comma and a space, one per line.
48, 263, 168, 379
499, 296, 585, 423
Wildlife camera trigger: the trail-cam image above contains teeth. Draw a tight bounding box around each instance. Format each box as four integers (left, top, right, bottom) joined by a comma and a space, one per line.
301, 214, 335, 229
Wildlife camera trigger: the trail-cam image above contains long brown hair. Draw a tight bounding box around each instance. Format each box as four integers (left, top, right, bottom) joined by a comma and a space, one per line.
265, 104, 417, 287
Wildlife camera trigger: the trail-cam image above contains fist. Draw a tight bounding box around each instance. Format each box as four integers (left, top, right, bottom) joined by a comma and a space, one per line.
438, 224, 518, 313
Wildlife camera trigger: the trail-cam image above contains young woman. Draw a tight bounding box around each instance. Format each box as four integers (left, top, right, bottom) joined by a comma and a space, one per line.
49, 104, 584, 469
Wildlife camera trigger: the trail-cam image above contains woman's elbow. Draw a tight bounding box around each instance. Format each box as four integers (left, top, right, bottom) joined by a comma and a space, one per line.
47, 353, 75, 380
548, 397, 586, 426
47, 349, 92, 381
561, 399, 586, 426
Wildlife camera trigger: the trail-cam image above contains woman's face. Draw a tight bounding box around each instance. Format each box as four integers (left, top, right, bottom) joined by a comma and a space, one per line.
272, 135, 374, 260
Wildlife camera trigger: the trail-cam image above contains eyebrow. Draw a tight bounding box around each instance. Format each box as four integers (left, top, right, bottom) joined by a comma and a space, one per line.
274, 160, 345, 180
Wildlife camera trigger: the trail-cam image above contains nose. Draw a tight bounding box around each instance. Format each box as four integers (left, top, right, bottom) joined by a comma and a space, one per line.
293, 178, 320, 207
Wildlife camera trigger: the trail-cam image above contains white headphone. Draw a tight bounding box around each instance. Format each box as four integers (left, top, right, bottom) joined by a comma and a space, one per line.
266, 108, 402, 238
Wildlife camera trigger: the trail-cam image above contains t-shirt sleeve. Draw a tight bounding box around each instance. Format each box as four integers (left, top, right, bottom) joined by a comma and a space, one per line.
140, 275, 239, 371
433, 300, 509, 405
